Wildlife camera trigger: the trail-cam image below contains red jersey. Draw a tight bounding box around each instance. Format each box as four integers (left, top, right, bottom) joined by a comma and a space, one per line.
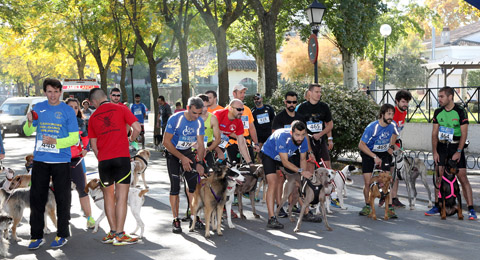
393, 106, 407, 133
213, 108, 244, 136
88, 102, 138, 161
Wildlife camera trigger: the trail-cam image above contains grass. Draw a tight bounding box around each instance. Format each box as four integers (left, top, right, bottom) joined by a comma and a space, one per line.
407, 113, 478, 123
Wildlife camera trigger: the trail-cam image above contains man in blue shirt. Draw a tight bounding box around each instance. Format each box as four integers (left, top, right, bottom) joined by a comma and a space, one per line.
23, 78, 79, 250
130, 94, 147, 149
358, 104, 399, 218
261, 120, 313, 229
163, 97, 205, 234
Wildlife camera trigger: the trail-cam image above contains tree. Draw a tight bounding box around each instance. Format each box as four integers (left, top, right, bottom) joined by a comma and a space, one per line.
385, 36, 425, 89
192, 0, 246, 106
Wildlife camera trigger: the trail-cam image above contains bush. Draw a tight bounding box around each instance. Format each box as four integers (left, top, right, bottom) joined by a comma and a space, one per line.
263, 83, 379, 160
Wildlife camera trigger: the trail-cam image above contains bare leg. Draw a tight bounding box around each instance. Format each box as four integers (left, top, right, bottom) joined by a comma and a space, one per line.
266, 174, 279, 218
457, 168, 474, 206
79, 196, 92, 218
170, 195, 180, 218
114, 183, 130, 232
363, 173, 372, 203
102, 185, 117, 231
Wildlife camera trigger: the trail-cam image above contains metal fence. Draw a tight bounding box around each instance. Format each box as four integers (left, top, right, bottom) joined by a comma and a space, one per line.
365, 86, 480, 123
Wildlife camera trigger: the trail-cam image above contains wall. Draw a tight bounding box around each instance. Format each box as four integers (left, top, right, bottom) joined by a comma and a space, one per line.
402, 122, 480, 154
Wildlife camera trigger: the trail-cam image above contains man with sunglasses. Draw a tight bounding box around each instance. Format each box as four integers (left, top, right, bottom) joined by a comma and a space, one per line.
109, 88, 123, 105
272, 91, 304, 131
252, 93, 275, 150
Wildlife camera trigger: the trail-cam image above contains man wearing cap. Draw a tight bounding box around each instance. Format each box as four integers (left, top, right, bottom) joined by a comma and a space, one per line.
251, 93, 275, 151
226, 84, 259, 163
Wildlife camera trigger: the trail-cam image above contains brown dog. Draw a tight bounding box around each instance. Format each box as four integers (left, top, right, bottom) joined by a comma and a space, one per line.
25, 154, 34, 173
131, 149, 151, 189
190, 164, 229, 238
9, 174, 31, 190
368, 171, 393, 220
234, 164, 263, 219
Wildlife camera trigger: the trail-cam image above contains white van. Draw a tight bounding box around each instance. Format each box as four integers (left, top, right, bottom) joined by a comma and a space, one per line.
0, 96, 47, 137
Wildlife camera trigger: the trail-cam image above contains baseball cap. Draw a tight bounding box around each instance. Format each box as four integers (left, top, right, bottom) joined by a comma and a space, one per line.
254, 93, 262, 99
233, 84, 247, 92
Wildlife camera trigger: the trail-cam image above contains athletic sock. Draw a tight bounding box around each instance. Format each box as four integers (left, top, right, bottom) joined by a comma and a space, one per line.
110, 230, 116, 234
468, 205, 474, 211
388, 204, 393, 208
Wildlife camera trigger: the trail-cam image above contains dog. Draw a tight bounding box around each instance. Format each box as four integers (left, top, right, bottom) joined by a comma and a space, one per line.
438, 160, 463, 220
326, 165, 358, 213
25, 154, 34, 173
368, 171, 393, 220
0, 167, 15, 192
220, 165, 245, 229
393, 150, 433, 210
131, 149, 151, 189
8, 174, 31, 191
0, 213, 12, 258
293, 168, 333, 232
84, 178, 149, 237
0, 187, 57, 241
234, 164, 263, 219
275, 167, 302, 223
254, 171, 268, 203
189, 164, 230, 238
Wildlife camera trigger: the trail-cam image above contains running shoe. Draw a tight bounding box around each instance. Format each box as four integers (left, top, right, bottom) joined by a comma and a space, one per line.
359, 205, 371, 216
387, 207, 398, 219
172, 218, 182, 234
469, 209, 477, 220
303, 211, 322, 223
232, 195, 238, 206
278, 207, 288, 218
242, 193, 250, 199
222, 208, 238, 219
50, 236, 68, 248
392, 198, 406, 208
292, 204, 301, 213
189, 216, 205, 230
28, 239, 45, 250
87, 216, 96, 229
267, 217, 284, 229
425, 206, 440, 216
113, 232, 138, 246
102, 232, 116, 244
331, 198, 341, 208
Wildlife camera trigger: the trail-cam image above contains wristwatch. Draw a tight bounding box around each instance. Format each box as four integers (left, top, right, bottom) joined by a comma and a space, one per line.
456, 148, 462, 153
298, 168, 303, 173
373, 155, 377, 160
328, 137, 333, 140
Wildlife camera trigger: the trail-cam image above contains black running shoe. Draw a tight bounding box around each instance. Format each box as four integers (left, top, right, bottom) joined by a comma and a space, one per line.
392, 198, 406, 208
172, 218, 182, 234
278, 207, 288, 218
189, 217, 205, 230
267, 217, 284, 229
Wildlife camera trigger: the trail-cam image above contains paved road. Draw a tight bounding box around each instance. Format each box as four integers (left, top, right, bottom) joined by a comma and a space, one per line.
1, 125, 479, 260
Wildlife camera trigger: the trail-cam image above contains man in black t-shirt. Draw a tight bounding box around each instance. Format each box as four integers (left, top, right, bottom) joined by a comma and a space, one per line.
252, 93, 276, 148
296, 83, 334, 169
272, 91, 304, 131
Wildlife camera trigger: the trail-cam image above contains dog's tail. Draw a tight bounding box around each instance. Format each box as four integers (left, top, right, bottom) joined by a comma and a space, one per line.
139, 189, 149, 197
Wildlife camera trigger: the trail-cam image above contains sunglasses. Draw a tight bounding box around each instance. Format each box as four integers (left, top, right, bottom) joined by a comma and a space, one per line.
254, 98, 261, 101
111, 94, 121, 97
286, 100, 298, 104
233, 107, 244, 112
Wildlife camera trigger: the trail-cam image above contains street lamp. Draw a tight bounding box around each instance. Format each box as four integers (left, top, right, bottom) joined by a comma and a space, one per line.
126, 52, 135, 105
380, 24, 391, 103
306, 0, 326, 84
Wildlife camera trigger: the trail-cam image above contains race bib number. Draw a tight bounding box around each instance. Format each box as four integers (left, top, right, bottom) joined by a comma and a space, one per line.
176, 136, 196, 150
242, 116, 249, 129
307, 120, 323, 132
438, 126, 454, 142
257, 113, 270, 124
372, 143, 389, 152
134, 109, 142, 115
219, 133, 230, 149
35, 138, 60, 154
204, 136, 208, 148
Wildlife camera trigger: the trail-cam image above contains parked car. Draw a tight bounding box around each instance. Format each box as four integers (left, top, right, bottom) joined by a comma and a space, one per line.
0, 96, 47, 137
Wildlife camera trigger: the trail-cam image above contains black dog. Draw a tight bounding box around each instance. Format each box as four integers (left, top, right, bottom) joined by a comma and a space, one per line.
439, 160, 463, 220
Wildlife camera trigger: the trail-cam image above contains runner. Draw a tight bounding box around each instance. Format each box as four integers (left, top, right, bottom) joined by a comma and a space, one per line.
251, 93, 275, 150
206, 90, 224, 113
130, 94, 147, 149
197, 94, 223, 170
163, 97, 206, 233
23, 78, 79, 250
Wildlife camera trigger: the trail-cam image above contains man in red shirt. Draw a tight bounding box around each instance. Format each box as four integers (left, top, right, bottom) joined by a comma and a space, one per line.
88, 88, 142, 246
213, 99, 254, 165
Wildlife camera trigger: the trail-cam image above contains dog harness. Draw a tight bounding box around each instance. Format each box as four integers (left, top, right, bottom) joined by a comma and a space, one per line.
370, 181, 389, 199
302, 179, 323, 206
332, 170, 346, 189
438, 175, 457, 199
133, 155, 148, 167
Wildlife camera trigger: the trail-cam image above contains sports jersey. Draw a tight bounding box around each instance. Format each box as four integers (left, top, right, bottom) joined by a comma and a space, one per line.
165, 111, 205, 150
130, 103, 147, 123
296, 101, 332, 138
159, 103, 172, 127
213, 108, 244, 149
204, 112, 214, 143
225, 104, 254, 145
261, 128, 308, 161
252, 105, 275, 137
433, 104, 468, 142
71, 117, 89, 159
31, 101, 79, 163
208, 105, 224, 114
361, 120, 399, 152
393, 106, 407, 134
272, 109, 304, 130
88, 102, 138, 161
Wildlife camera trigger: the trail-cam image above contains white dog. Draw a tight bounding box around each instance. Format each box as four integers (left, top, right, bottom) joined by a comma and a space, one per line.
84, 178, 148, 238
224, 165, 246, 229
325, 165, 358, 213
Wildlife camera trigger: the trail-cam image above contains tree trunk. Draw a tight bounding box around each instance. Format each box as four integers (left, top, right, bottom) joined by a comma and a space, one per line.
256, 54, 265, 95
147, 52, 160, 135
179, 37, 189, 108
342, 50, 358, 90
119, 49, 128, 103
262, 15, 277, 97
216, 28, 229, 107
76, 57, 86, 79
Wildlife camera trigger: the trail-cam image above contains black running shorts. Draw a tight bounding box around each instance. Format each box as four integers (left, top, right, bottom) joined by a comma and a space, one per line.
98, 157, 131, 187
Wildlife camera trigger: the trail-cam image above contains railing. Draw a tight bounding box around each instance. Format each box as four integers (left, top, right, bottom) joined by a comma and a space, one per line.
364, 86, 480, 123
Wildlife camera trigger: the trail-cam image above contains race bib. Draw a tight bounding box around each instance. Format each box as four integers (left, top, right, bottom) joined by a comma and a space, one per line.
257, 113, 270, 124
372, 143, 389, 152
307, 120, 323, 132
438, 126, 454, 142
219, 133, 230, 149
242, 116, 249, 129
35, 137, 60, 154
176, 136, 196, 150
134, 109, 142, 115
204, 136, 208, 148
284, 124, 291, 129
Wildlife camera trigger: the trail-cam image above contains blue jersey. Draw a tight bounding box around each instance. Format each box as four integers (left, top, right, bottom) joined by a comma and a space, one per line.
261, 128, 308, 161
165, 111, 205, 150
130, 103, 147, 123
361, 120, 399, 152
32, 101, 78, 162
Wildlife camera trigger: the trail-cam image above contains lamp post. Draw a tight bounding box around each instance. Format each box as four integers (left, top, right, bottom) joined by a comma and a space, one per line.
126, 52, 135, 105
380, 24, 391, 103
306, 0, 326, 84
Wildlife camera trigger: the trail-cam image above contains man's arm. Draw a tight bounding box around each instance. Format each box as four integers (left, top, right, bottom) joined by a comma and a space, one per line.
432, 124, 439, 163
196, 135, 206, 175
129, 121, 142, 142
248, 122, 259, 146
358, 140, 382, 166
208, 116, 222, 152
163, 132, 193, 172
90, 138, 98, 158
279, 152, 312, 179
237, 135, 252, 163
